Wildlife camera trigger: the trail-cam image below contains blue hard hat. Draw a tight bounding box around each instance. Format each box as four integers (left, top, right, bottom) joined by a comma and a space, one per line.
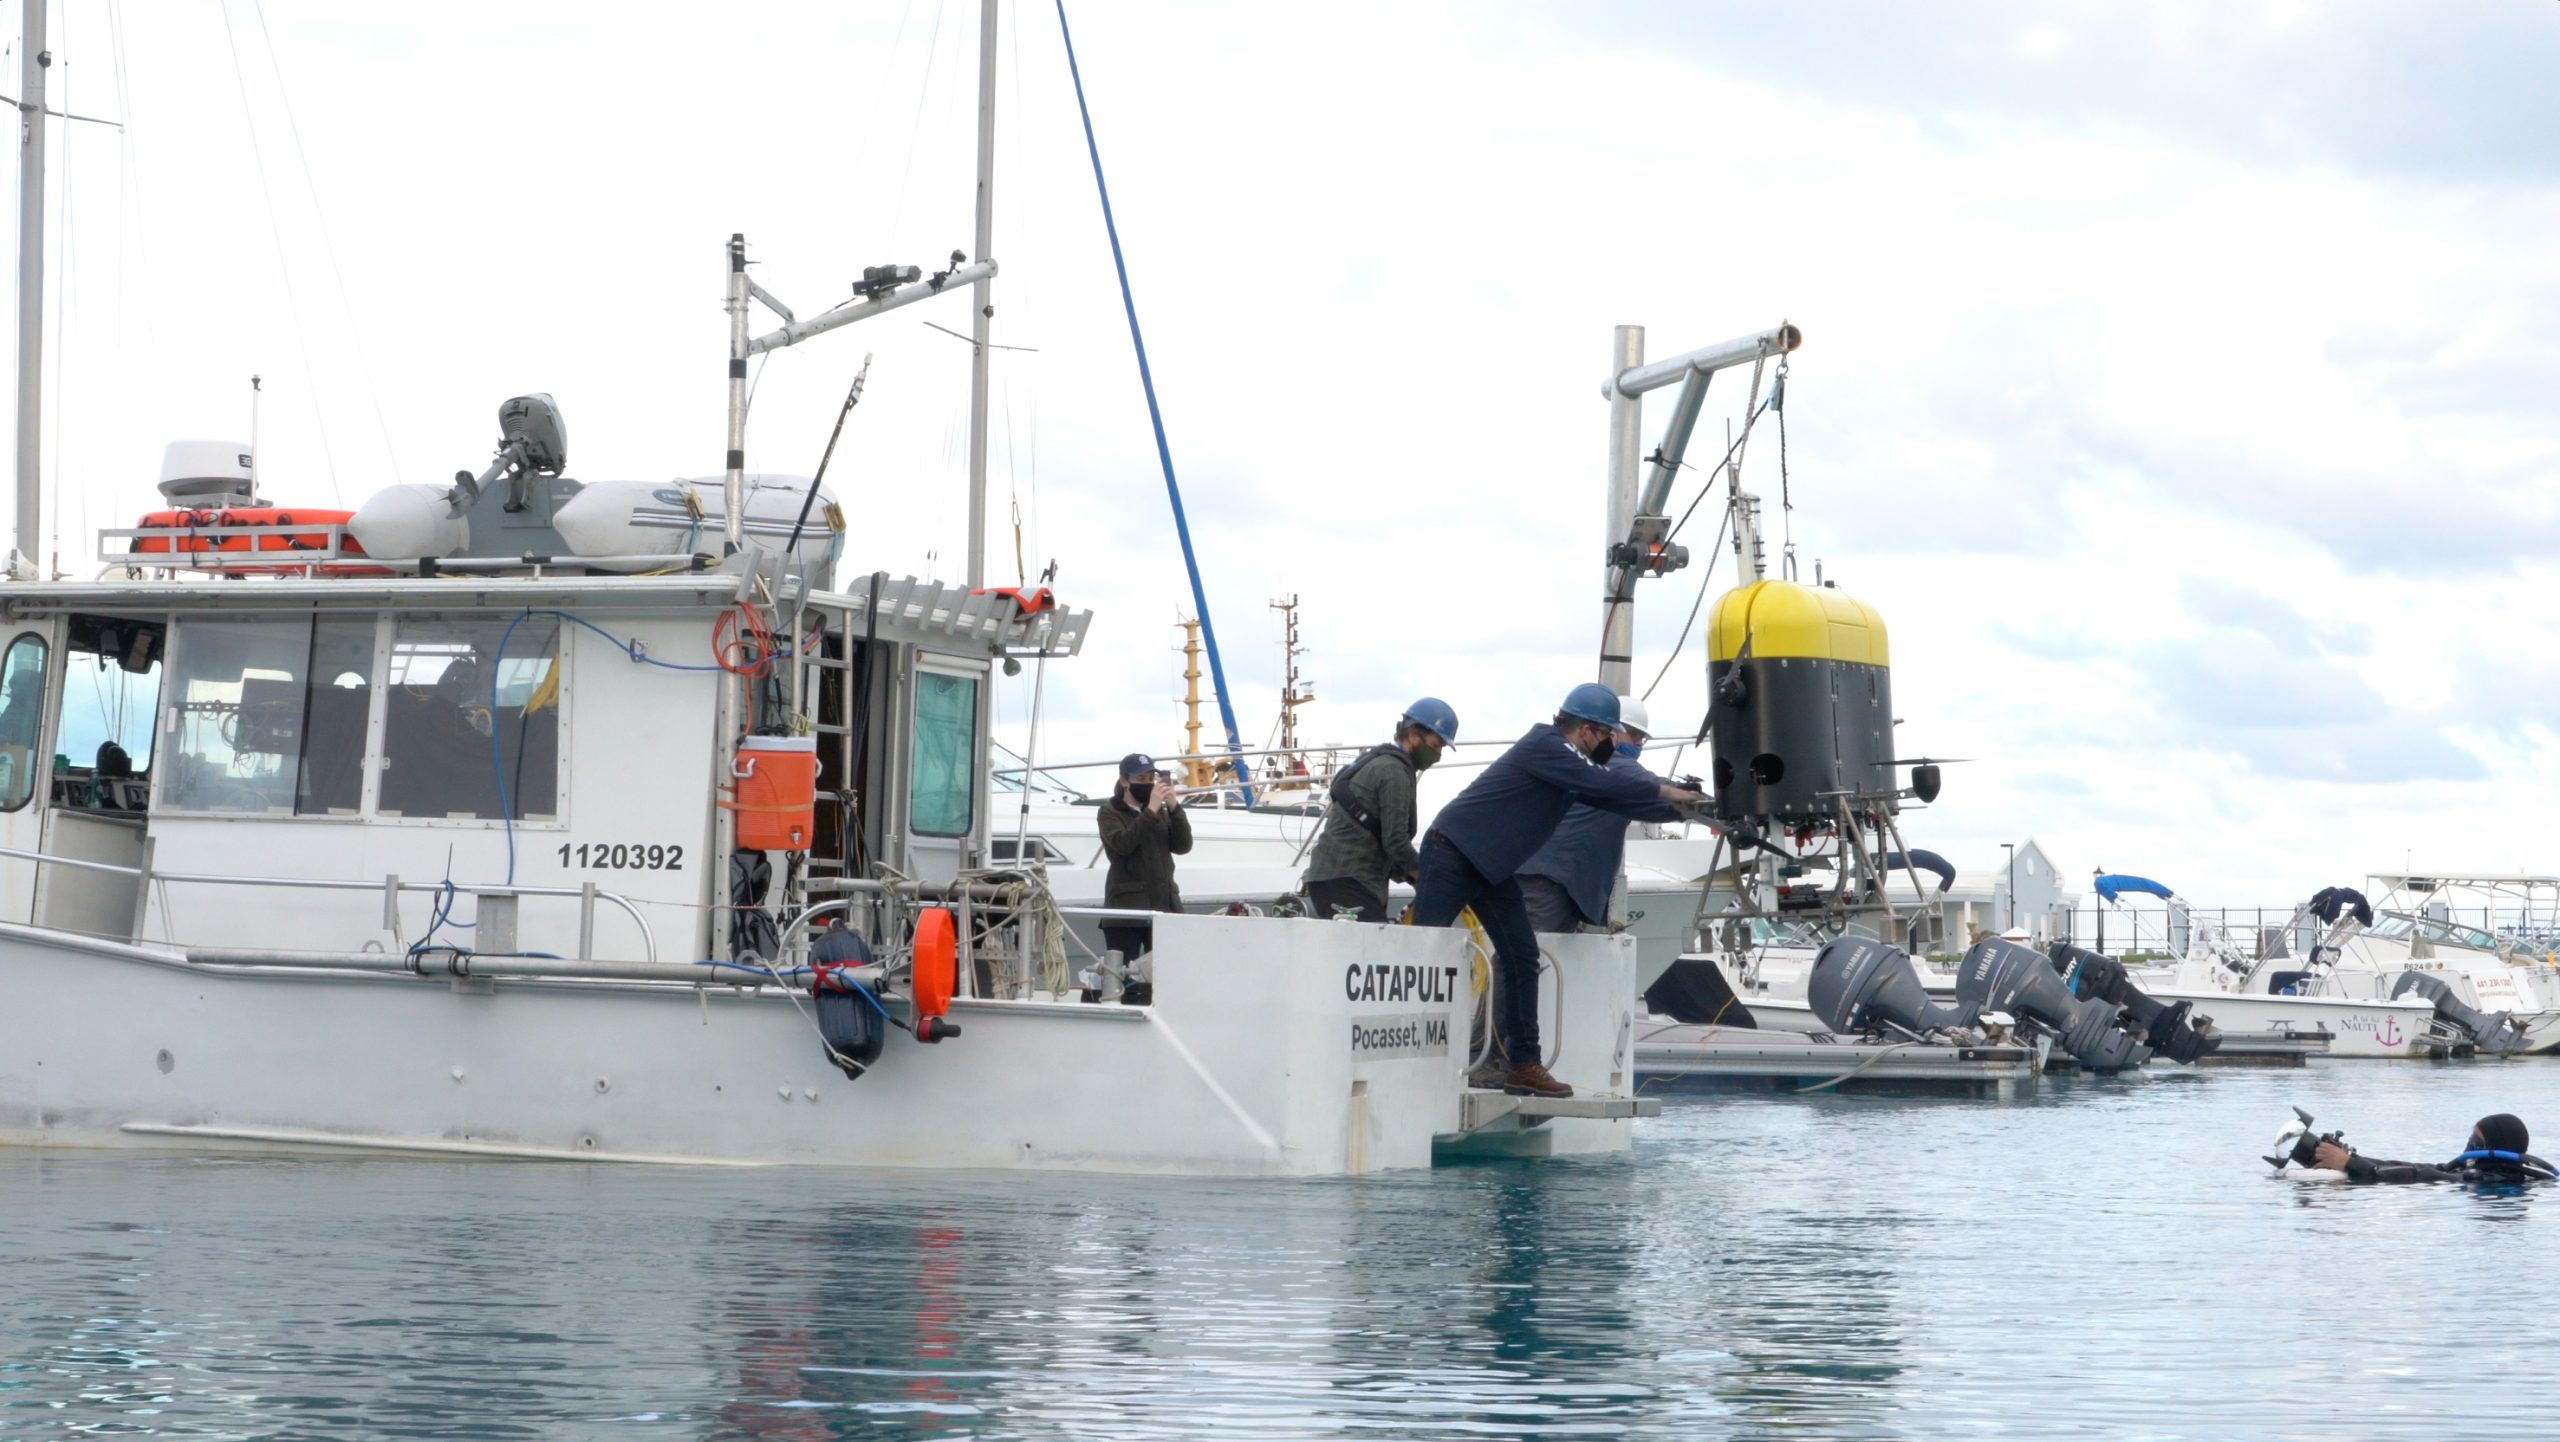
1559, 682, 1620, 728
1401, 697, 1459, 744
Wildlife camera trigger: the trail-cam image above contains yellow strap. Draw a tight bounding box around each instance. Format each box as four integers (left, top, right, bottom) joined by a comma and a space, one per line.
522, 657, 561, 716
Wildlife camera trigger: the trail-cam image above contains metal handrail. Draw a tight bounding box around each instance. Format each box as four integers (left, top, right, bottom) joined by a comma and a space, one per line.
0, 844, 657, 962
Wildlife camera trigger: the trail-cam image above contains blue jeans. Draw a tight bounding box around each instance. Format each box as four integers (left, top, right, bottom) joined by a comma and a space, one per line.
1412, 831, 1542, 1066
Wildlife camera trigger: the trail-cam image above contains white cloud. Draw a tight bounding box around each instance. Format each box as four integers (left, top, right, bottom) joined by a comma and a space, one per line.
2016, 24, 2071, 60
16, 0, 2560, 905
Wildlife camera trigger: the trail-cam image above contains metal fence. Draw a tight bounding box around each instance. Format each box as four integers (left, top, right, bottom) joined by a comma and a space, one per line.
2051, 904, 2560, 961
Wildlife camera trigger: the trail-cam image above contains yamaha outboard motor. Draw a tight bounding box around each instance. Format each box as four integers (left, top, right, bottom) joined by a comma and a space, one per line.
2049, 943, 2223, 1065
1808, 936, 1976, 1039
2390, 972, 2531, 1056
1957, 938, 2152, 1071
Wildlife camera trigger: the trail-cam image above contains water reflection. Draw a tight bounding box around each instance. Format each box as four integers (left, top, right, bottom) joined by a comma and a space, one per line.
10, 1065, 2560, 1439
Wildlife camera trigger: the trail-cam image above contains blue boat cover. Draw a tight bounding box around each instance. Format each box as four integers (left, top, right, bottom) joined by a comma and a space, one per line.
2094, 873, 2175, 905
1880, 849, 1957, 893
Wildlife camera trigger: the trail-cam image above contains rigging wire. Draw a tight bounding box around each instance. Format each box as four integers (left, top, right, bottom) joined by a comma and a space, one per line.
1639, 504, 1730, 704
1775, 355, 1794, 566
1661, 392, 1771, 545
845, 0, 920, 182
109, 0, 150, 534
1597, 392, 1769, 660
888, 0, 952, 249
215, 0, 340, 501
250, 0, 403, 485
48, 51, 70, 577
1006, 0, 1039, 581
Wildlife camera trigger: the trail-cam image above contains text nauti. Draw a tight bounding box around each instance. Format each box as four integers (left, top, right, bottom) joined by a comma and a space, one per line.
1343, 963, 1462, 1005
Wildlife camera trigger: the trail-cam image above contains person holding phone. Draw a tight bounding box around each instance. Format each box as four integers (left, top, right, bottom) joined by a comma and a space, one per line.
1097, 752, 1193, 977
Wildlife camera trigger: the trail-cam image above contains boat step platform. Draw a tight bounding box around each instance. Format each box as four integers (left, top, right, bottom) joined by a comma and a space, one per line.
2194, 1030, 2330, 1067
1634, 1027, 2041, 1096
1455, 1089, 1661, 1132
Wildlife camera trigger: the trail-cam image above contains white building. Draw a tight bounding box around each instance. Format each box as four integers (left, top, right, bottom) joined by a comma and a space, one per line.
1929, 837, 2075, 949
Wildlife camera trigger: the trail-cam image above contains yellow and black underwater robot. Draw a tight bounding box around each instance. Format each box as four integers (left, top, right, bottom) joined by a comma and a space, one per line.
1703, 577, 1934, 828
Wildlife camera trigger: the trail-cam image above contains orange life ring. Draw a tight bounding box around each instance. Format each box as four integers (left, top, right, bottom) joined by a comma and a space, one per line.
911, 908, 956, 1021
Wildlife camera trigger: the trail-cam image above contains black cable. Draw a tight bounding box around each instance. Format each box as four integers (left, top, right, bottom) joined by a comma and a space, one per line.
1640, 506, 1732, 703
1662, 395, 1771, 546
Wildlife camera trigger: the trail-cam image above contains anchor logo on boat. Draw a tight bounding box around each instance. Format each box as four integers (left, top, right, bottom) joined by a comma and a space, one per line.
2377, 1016, 2403, 1048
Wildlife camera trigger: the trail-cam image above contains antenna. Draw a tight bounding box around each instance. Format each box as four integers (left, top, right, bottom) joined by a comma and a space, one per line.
249, 375, 263, 486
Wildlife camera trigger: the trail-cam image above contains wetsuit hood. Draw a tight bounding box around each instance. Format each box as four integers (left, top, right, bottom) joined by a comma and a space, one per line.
2476, 1113, 2530, 1155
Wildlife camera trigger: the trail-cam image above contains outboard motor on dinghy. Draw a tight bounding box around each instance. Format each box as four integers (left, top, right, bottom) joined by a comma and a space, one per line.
2049, 943, 2223, 1065
2389, 972, 2531, 1056
1956, 938, 2152, 1071
1807, 937, 1976, 1039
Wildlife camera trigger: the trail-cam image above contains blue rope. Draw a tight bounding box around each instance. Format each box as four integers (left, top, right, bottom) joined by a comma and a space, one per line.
1055, 0, 1254, 805
486, 608, 739, 884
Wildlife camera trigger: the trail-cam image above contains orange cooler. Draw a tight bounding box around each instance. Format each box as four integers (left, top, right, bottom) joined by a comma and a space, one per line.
732, 735, 818, 851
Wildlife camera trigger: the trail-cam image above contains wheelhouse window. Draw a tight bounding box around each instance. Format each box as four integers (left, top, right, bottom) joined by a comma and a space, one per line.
380, 616, 561, 821
161, 617, 319, 815
296, 618, 379, 816
54, 616, 166, 814
0, 632, 49, 811
909, 669, 977, 837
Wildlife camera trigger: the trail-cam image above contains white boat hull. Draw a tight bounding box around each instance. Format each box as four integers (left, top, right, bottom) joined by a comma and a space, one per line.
0, 914, 1647, 1175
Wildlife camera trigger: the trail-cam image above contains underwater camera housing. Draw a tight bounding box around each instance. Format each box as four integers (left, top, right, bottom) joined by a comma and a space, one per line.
1956, 938, 2152, 1071
1807, 936, 1976, 1039
2049, 943, 2223, 1065
2266, 1106, 2346, 1172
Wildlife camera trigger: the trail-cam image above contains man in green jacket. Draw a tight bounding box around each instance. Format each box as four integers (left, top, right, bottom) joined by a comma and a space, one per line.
1097, 752, 1192, 966
1301, 698, 1459, 921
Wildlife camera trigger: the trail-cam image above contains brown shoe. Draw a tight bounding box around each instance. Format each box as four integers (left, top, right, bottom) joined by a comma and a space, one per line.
1501, 1063, 1573, 1099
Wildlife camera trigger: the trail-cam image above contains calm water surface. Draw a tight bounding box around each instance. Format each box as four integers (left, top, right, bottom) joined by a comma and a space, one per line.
7, 1062, 2559, 1440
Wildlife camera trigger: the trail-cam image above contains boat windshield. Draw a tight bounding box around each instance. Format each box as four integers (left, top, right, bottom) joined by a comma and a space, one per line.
2368, 911, 2501, 952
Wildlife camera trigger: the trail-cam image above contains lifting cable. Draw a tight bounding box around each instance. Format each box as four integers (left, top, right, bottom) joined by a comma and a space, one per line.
1639, 505, 1730, 703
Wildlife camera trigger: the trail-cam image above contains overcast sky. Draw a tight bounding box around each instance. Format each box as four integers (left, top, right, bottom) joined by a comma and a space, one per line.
18, 0, 2560, 905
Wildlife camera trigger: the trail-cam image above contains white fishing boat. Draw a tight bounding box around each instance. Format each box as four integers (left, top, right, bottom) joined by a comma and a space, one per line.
2093, 875, 2535, 1057
0, 5, 1655, 1173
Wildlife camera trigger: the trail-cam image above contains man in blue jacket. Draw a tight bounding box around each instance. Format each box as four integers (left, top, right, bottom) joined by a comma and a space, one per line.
1415, 684, 1704, 1097
1517, 695, 1664, 936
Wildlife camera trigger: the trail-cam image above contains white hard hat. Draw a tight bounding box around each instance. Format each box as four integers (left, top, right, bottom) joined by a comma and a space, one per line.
1615, 695, 1651, 738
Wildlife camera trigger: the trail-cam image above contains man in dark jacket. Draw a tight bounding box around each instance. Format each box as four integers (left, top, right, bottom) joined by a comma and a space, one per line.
1302, 697, 1459, 921
1097, 752, 1191, 967
1414, 684, 1703, 1098
2314, 1112, 2556, 1183
1517, 694, 1659, 935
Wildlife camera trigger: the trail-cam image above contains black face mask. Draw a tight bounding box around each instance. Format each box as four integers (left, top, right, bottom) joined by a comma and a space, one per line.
1579, 731, 1613, 764
1128, 784, 1153, 807
1412, 740, 1443, 771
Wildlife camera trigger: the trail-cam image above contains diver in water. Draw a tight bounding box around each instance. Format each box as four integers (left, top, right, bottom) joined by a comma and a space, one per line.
2312, 1113, 2557, 1184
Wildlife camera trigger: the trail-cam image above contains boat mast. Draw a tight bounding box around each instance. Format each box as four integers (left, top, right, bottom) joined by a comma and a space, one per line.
12, 1, 48, 577
1269, 594, 1313, 791
1176, 616, 1212, 790
964, 0, 997, 587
